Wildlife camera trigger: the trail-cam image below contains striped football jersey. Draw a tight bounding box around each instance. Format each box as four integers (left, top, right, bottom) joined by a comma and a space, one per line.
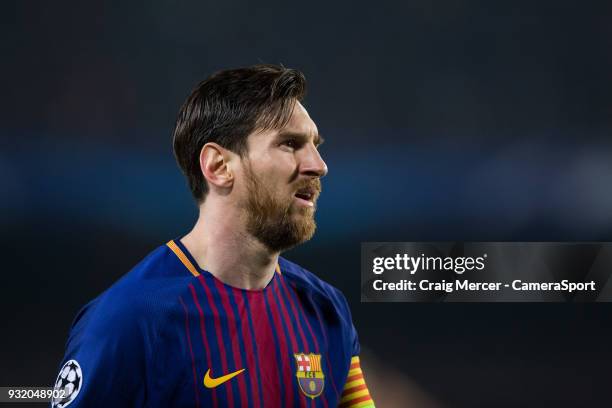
51, 239, 374, 407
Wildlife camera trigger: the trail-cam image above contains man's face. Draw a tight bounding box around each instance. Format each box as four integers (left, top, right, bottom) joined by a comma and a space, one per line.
238, 101, 327, 252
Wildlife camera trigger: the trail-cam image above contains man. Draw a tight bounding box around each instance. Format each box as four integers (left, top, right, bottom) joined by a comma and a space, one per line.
52, 64, 375, 408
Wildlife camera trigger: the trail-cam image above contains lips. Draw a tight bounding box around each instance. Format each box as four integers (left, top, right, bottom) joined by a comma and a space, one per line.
293, 184, 320, 208
294, 188, 315, 201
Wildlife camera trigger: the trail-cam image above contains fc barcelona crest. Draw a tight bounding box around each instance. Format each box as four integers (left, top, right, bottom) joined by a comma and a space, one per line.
294, 353, 325, 399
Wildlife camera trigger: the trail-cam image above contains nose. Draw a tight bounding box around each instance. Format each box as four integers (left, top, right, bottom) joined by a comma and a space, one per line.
300, 144, 328, 178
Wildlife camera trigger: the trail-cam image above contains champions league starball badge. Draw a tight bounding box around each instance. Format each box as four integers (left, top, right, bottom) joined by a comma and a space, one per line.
51, 359, 82, 407
294, 353, 325, 399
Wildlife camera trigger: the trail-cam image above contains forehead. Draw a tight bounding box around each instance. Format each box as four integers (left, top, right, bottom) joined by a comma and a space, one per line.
248, 101, 319, 146
283, 102, 318, 135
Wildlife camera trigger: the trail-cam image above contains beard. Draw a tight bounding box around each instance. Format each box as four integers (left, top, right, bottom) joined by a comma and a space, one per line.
242, 163, 320, 253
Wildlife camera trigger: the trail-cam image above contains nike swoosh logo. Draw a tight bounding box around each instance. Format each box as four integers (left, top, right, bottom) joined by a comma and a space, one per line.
203, 368, 245, 388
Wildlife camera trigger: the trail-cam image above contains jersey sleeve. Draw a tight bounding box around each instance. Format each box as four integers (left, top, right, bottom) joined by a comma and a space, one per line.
337, 292, 376, 408
51, 295, 149, 407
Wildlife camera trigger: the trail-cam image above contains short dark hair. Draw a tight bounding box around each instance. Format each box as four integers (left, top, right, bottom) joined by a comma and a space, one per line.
172, 64, 307, 202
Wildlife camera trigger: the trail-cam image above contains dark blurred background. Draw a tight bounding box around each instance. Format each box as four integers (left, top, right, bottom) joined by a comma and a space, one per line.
2, 1, 612, 407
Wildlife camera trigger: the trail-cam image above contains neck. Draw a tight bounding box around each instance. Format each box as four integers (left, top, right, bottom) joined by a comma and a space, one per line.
180, 201, 279, 290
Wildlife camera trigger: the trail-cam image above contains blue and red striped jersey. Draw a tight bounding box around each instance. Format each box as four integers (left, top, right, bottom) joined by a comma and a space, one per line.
52, 239, 374, 407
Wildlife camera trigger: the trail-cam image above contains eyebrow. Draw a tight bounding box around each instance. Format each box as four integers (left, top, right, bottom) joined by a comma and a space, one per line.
277, 131, 325, 146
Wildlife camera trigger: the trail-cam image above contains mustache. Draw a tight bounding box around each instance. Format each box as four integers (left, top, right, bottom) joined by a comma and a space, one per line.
295, 179, 322, 196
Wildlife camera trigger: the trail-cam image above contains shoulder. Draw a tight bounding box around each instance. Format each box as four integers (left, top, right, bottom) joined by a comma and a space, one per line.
68, 242, 192, 347
278, 256, 361, 357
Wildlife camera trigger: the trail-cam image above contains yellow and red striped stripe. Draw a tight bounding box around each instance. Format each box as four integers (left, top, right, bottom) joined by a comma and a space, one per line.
309, 353, 322, 371
339, 356, 375, 408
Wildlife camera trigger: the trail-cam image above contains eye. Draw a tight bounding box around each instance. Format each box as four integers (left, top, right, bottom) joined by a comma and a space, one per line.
281, 139, 298, 150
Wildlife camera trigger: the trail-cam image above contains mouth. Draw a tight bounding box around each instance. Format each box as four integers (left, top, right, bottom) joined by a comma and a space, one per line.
294, 188, 316, 208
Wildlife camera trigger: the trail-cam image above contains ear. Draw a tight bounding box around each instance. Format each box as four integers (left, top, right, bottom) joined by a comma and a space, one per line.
199, 143, 235, 189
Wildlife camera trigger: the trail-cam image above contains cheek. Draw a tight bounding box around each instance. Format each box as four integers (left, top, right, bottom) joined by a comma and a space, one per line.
232, 170, 250, 196
262, 160, 297, 184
